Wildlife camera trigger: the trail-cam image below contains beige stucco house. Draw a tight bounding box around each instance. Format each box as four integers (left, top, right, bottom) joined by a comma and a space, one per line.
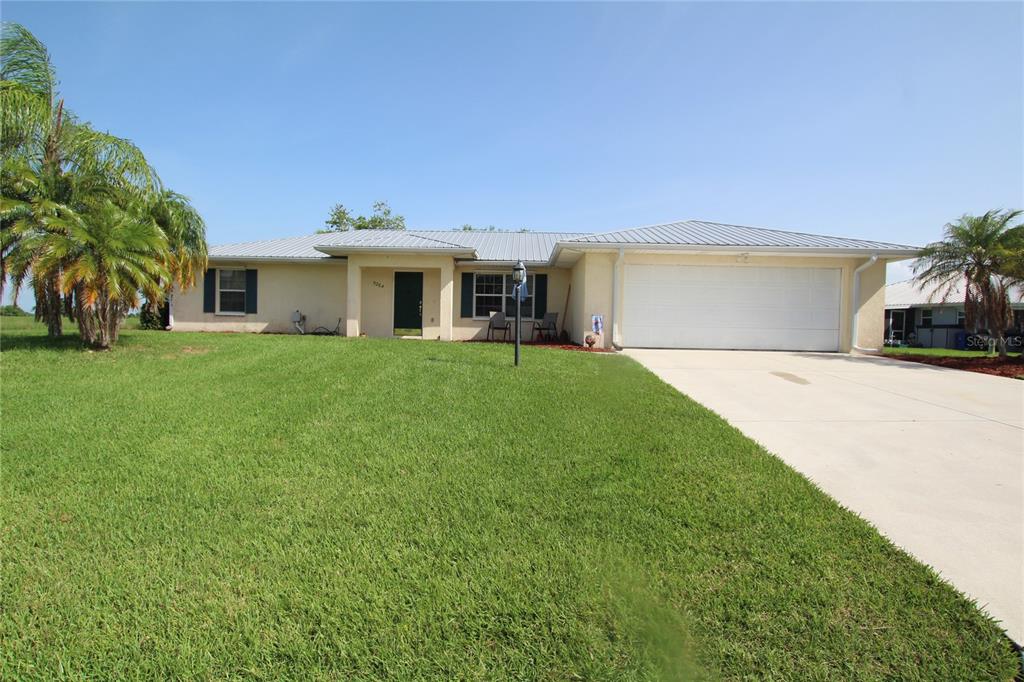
171, 219, 918, 352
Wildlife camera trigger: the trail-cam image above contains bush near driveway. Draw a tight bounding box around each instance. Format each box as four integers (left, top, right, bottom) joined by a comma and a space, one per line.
1, 320, 1017, 680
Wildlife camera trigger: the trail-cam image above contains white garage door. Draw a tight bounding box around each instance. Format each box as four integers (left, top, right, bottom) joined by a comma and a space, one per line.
623, 264, 841, 351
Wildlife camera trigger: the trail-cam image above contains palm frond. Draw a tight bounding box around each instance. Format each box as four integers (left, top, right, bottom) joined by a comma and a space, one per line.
0, 22, 56, 103
60, 121, 160, 193
0, 80, 52, 156
149, 189, 207, 289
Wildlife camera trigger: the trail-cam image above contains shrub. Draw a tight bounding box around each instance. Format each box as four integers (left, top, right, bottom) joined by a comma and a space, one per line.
0, 305, 30, 317
139, 303, 164, 330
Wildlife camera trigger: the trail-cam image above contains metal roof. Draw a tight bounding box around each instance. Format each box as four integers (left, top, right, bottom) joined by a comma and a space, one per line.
208, 219, 918, 263
885, 277, 1024, 309
413, 231, 579, 262
210, 230, 579, 263
565, 219, 918, 252
316, 231, 470, 250
209, 234, 337, 260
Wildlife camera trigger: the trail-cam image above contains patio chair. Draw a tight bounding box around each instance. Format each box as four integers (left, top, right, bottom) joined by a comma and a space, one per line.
487, 311, 510, 341
533, 312, 558, 342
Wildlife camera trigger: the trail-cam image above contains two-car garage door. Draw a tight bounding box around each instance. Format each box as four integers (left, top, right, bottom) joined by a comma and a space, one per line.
622, 264, 842, 351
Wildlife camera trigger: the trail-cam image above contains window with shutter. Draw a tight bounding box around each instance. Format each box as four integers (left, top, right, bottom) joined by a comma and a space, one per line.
218, 269, 246, 314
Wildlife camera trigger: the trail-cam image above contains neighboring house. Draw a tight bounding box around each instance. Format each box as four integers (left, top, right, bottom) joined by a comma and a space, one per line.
884, 277, 1024, 348
172, 219, 917, 352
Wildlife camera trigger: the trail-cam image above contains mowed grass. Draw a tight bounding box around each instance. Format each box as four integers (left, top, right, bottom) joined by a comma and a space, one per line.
1, 319, 1016, 680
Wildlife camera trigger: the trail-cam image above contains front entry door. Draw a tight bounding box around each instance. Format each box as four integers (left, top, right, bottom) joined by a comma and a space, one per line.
393, 271, 423, 335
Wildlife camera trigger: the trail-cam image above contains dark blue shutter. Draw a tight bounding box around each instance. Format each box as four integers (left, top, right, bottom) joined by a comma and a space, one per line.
534, 274, 548, 318
460, 272, 474, 318
245, 269, 258, 314
203, 269, 216, 313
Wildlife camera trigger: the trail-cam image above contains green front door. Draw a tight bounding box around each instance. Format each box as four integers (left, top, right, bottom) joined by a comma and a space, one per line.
393, 271, 423, 335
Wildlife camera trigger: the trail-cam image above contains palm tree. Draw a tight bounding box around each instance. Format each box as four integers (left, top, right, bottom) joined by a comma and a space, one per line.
1, 157, 78, 325
997, 222, 1024, 283
914, 210, 1024, 358
27, 198, 170, 349
144, 190, 207, 321
1, 22, 158, 337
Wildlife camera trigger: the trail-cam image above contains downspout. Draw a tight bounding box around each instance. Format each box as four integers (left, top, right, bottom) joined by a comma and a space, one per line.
611, 247, 624, 348
851, 254, 879, 353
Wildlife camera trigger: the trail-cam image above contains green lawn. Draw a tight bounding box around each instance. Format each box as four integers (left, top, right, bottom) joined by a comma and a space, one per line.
1, 319, 1016, 680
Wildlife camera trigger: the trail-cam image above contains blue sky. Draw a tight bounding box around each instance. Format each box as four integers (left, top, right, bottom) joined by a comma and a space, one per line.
4, 1, 1022, 306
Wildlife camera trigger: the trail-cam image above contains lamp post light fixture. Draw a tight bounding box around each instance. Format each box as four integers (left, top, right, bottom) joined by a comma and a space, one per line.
512, 259, 526, 366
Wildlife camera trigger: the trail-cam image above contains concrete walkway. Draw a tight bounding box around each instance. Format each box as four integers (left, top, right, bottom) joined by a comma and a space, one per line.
625, 348, 1024, 643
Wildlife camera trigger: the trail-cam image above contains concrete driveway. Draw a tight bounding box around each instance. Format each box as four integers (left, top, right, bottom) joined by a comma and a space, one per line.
625, 348, 1023, 643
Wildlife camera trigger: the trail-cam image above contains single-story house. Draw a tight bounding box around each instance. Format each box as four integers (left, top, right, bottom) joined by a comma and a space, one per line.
171, 219, 918, 352
884, 277, 1024, 348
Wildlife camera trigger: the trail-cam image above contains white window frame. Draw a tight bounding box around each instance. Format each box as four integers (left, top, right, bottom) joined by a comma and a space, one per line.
920, 308, 932, 328
956, 309, 966, 326
472, 272, 535, 321
471, 273, 504, 320
216, 268, 247, 316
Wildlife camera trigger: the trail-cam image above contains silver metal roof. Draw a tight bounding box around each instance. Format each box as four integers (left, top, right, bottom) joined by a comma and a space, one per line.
210, 230, 579, 262
566, 219, 918, 251
413, 231, 579, 262
208, 219, 918, 263
316, 231, 470, 250
885, 277, 1024, 309
210, 234, 337, 260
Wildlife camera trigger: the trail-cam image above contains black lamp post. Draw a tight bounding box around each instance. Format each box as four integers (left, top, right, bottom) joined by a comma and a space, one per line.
512, 259, 526, 366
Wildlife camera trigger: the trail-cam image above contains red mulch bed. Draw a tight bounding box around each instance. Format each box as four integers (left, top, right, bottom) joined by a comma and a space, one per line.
886, 354, 1024, 379
461, 340, 614, 353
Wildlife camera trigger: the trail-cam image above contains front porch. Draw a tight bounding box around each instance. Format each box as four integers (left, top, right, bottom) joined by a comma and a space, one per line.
343, 254, 569, 342
345, 254, 455, 340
